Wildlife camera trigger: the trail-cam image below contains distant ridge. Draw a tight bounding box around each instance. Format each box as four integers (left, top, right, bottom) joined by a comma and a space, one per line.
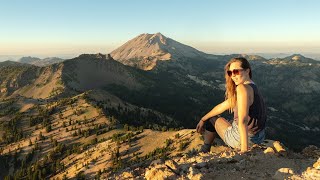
18, 56, 65, 66
284, 54, 318, 63
0, 53, 143, 99
268, 54, 320, 64
110, 33, 207, 70
227, 54, 267, 61
0, 60, 31, 68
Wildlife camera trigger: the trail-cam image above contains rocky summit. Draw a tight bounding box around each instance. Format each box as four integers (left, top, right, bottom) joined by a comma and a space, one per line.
113, 140, 320, 180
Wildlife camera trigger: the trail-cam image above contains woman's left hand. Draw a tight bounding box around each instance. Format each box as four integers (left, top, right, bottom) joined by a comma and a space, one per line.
196, 120, 205, 134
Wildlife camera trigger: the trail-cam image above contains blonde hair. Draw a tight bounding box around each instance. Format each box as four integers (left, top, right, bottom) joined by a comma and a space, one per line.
224, 57, 252, 112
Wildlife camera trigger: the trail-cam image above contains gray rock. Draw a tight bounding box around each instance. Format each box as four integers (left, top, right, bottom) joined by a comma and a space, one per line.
195, 162, 207, 169
273, 168, 295, 180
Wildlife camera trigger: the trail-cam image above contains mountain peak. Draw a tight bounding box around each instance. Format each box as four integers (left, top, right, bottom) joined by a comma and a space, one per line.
150, 32, 167, 45
287, 54, 306, 61
110, 33, 206, 70
282, 54, 319, 63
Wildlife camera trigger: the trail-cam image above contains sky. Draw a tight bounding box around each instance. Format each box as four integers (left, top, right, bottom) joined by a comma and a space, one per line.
1, 0, 320, 59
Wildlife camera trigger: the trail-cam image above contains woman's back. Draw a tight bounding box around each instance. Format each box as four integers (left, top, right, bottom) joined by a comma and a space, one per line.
233, 83, 267, 135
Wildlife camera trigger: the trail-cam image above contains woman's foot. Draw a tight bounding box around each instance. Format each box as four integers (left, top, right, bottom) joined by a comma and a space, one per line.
200, 143, 211, 153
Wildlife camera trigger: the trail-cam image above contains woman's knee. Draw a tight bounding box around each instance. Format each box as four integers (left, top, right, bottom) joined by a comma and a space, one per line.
205, 116, 219, 133
215, 117, 230, 126
209, 116, 227, 126
208, 116, 220, 125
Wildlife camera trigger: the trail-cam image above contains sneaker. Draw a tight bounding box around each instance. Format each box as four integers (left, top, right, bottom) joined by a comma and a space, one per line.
200, 143, 211, 153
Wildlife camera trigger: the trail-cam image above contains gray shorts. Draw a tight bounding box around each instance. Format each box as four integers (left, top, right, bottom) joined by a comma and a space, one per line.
224, 120, 265, 149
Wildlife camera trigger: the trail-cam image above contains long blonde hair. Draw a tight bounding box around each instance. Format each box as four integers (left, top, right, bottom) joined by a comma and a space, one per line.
224, 57, 252, 112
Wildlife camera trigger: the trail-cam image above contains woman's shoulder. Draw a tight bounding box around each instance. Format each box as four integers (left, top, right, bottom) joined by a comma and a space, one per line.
236, 83, 252, 90
236, 84, 254, 95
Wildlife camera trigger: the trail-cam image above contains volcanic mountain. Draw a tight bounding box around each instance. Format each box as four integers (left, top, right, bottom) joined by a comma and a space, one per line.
110, 33, 207, 70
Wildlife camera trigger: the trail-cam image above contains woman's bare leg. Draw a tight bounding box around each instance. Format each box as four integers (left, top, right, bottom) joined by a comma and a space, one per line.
213, 117, 231, 140
203, 130, 216, 144
201, 116, 219, 153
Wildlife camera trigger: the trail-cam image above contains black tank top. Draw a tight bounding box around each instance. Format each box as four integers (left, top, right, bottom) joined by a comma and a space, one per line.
234, 83, 267, 135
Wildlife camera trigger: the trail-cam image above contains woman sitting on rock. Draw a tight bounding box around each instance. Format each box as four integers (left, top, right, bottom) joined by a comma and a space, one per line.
196, 57, 267, 153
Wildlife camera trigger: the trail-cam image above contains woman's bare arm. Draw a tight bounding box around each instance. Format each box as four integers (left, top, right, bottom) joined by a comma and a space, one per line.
236, 84, 251, 152
201, 99, 232, 122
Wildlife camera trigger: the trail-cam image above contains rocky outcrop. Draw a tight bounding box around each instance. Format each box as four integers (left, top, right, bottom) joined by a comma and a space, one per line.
113, 141, 319, 179
0, 88, 7, 93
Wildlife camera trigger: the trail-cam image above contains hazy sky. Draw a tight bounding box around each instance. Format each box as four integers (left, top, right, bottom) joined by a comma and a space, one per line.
1, 0, 320, 58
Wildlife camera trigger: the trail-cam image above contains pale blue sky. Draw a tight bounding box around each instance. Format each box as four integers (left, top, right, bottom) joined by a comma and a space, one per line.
1, 0, 320, 58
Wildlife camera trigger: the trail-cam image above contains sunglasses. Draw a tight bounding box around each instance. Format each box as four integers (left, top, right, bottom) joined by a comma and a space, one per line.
227, 69, 244, 77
